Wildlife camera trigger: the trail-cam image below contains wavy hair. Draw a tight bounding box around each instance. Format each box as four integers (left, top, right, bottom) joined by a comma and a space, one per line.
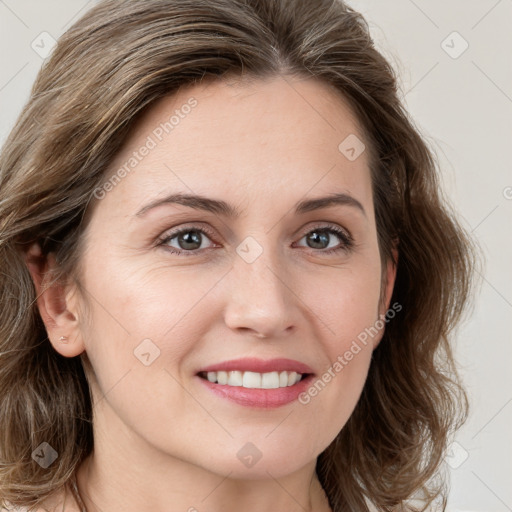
0, 0, 477, 510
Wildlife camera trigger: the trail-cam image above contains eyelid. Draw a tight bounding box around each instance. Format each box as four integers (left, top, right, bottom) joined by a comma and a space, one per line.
299, 221, 352, 240
157, 220, 354, 255
295, 221, 354, 252
156, 222, 219, 247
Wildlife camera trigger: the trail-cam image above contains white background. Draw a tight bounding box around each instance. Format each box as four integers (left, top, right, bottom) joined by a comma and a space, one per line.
0, 1, 511, 511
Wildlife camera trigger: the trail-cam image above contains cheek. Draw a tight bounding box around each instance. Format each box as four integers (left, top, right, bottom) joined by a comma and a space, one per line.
76, 252, 232, 420
293, 254, 382, 439
80, 252, 220, 348
76, 260, 212, 449
302, 253, 383, 346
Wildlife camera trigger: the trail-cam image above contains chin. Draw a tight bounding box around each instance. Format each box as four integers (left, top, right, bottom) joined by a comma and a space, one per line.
196, 436, 322, 480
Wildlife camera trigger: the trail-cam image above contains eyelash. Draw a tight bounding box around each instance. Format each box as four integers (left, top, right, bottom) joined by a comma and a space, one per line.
156, 223, 354, 257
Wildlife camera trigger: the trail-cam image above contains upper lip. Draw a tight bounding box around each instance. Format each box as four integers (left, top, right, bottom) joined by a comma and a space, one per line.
198, 357, 314, 375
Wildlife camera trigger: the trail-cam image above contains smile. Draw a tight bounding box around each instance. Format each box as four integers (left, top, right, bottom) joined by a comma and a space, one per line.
199, 370, 304, 389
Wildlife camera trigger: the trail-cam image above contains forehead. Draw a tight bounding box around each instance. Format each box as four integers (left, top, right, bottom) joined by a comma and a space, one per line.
91, 74, 373, 219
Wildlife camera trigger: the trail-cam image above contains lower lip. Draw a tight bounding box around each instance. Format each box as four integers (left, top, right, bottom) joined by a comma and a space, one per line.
196, 374, 314, 408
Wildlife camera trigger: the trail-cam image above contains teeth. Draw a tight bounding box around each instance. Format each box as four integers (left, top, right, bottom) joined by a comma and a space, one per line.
228, 370, 243, 386
261, 371, 279, 389
287, 371, 297, 386
202, 370, 305, 389
242, 371, 261, 388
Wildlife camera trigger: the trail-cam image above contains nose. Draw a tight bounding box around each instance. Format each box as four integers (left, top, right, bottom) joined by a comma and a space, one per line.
223, 245, 298, 340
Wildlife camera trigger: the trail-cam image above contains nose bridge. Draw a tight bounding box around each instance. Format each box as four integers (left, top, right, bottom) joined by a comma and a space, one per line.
235, 234, 288, 307
224, 234, 296, 337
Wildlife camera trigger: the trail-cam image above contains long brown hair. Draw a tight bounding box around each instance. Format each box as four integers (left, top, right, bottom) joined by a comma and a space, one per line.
0, 0, 477, 510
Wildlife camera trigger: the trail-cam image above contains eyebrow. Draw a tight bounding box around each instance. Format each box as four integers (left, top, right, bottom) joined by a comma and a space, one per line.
135, 192, 366, 218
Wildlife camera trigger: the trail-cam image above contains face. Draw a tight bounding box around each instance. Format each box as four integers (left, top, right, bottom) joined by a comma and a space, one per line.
45, 75, 395, 479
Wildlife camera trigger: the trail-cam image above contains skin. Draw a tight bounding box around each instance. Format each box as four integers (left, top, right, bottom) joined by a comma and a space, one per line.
25, 74, 396, 512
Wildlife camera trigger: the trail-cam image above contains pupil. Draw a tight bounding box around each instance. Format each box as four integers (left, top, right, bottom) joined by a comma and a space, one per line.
308, 231, 329, 249
179, 230, 201, 250
176, 230, 331, 251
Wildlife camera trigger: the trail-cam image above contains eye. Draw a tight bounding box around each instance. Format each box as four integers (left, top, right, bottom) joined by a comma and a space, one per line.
295, 224, 354, 254
157, 225, 217, 256
157, 222, 354, 256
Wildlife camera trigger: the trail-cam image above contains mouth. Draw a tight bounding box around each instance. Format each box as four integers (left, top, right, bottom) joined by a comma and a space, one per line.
198, 370, 309, 389
195, 358, 315, 408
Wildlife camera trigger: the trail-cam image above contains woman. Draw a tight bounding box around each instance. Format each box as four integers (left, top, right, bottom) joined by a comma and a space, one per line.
0, 0, 476, 510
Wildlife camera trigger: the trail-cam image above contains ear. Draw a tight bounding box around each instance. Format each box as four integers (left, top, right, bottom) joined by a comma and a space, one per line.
380, 245, 398, 315
23, 242, 85, 358
373, 245, 398, 350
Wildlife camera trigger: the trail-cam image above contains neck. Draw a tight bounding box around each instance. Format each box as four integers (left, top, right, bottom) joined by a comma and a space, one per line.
74, 402, 331, 512
76, 453, 331, 512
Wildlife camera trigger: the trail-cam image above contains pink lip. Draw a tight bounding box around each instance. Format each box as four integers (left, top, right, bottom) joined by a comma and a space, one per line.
198, 357, 314, 374
197, 374, 315, 409
196, 358, 315, 409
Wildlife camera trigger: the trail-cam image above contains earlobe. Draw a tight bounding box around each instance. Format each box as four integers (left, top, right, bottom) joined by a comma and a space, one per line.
23, 242, 85, 358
